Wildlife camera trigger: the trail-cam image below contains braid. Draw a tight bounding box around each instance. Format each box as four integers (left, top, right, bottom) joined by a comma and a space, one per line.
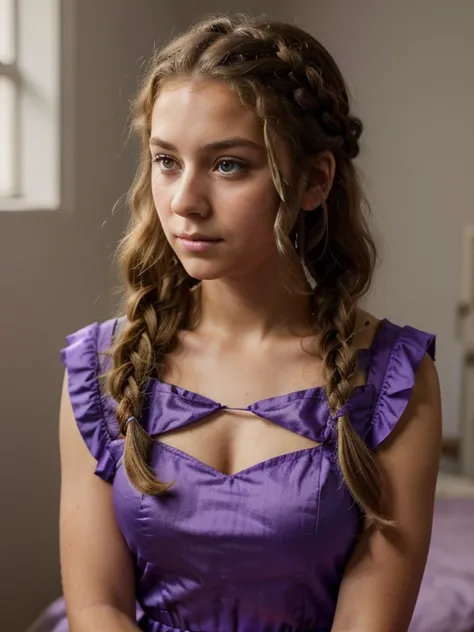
108, 263, 192, 495
200, 23, 362, 160
271, 38, 363, 159
110, 300, 171, 495
316, 289, 394, 529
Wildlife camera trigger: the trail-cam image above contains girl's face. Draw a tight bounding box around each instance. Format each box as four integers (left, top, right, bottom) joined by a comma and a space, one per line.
149, 78, 287, 282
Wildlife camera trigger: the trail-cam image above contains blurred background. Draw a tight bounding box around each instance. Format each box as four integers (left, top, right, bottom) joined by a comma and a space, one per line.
1, 1, 474, 631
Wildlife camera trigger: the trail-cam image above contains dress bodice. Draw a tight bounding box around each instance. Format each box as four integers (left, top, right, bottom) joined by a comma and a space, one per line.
61, 317, 435, 632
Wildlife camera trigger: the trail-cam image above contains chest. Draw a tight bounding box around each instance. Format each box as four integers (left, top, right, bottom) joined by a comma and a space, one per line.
154, 342, 367, 478
167, 336, 328, 403
155, 408, 320, 477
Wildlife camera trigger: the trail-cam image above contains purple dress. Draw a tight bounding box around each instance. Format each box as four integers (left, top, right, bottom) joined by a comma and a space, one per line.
36, 317, 435, 632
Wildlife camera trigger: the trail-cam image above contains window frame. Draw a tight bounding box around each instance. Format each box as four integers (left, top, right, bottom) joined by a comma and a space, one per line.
0, 0, 21, 198
0, 0, 63, 212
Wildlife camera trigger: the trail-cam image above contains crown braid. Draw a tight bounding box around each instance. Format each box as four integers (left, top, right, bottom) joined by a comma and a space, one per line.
197, 19, 362, 159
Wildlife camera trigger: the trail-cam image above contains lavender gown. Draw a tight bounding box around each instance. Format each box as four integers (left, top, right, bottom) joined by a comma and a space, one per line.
36, 317, 436, 632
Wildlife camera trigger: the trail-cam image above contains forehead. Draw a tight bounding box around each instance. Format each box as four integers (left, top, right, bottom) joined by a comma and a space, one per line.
151, 78, 262, 142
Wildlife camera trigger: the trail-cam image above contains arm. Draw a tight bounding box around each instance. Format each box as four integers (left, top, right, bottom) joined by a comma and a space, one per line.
59, 371, 141, 632
331, 354, 442, 632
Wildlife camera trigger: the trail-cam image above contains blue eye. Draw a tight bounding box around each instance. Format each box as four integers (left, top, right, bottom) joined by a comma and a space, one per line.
217, 159, 244, 175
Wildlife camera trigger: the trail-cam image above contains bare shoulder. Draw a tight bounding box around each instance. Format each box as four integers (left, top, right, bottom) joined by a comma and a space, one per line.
352, 308, 381, 350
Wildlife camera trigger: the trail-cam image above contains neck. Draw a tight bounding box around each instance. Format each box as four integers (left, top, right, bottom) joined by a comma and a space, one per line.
195, 265, 312, 341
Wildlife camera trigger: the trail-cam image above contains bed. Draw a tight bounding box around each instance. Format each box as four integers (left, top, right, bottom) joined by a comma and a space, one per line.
409, 472, 474, 632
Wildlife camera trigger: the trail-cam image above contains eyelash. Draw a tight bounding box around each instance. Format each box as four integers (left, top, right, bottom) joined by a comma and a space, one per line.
152, 154, 246, 177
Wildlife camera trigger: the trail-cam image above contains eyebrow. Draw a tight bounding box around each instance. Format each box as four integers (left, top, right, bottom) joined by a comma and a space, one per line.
149, 136, 265, 152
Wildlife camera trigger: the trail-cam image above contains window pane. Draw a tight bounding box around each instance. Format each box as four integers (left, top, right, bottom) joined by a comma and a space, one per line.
0, 76, 16, 196
0, 0, 15, 63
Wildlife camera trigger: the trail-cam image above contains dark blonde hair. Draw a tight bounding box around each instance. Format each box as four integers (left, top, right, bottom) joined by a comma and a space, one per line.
107, 14, 390, 527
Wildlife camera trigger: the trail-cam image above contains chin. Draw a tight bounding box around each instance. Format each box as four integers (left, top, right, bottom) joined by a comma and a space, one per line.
179, 261, 229, 282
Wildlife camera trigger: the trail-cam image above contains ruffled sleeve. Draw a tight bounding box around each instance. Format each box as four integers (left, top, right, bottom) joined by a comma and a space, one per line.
60, 319, 122, 482
369, 324, 436, 449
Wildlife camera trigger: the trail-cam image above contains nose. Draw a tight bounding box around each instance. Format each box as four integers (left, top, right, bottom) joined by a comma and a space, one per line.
170, 169, 211, 219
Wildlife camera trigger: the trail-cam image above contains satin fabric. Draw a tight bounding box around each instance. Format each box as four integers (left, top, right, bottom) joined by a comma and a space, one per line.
56, 317, 435, 632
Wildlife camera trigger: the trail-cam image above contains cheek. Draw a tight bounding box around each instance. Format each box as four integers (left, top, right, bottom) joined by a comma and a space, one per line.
226, 173, 278, 214
151, 173, 160, 209
151, 176, 172, 224
230, 183, 280, 236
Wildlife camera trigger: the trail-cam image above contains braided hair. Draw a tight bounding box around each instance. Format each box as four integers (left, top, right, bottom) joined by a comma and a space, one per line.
107, 14, 391, 527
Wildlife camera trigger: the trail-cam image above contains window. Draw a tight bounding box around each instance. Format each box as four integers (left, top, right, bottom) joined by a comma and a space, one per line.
0, 0, 19, 198
0, 0, 61, 210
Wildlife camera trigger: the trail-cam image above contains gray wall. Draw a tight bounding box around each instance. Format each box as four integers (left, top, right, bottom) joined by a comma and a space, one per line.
293, 0, 474, 438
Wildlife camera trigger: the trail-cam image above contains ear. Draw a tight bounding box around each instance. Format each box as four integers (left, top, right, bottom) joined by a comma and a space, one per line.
299, 151, 336, 211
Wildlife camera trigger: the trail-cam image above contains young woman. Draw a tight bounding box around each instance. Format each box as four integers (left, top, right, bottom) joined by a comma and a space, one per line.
56, 13, 441, 632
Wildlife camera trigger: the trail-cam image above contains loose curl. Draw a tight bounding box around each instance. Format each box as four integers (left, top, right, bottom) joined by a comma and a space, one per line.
106, 14, 391, 527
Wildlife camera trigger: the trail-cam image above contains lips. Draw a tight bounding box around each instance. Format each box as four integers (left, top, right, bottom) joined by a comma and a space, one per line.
177, 232, 220, 242
176, 233, 222, 253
